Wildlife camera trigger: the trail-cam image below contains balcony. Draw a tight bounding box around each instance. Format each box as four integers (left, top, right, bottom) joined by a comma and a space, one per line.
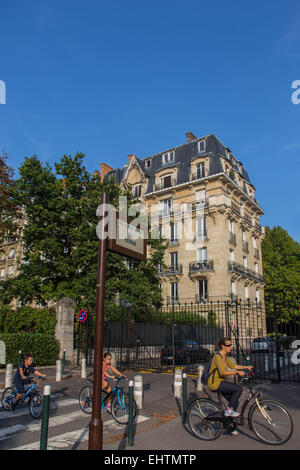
189, 260, 214, 274
228, 261, 264, 283
190, 171, 206, 181
231, 202, 241, 217
229, 232, 236, 246
157, 264, 183, 277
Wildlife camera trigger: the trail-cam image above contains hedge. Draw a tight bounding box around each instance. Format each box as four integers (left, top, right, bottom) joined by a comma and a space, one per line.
0, 333, 59, 367
0, 306, 56, 334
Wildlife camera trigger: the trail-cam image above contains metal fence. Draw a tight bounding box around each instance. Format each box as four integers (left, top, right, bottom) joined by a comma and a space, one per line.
74, 298, 300, 383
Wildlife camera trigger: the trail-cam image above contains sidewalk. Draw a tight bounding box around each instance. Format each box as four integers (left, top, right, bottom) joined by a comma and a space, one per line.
0, 364, 93, 388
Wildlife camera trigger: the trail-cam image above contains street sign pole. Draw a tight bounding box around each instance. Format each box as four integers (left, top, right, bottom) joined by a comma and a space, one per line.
88, 193, 108, 450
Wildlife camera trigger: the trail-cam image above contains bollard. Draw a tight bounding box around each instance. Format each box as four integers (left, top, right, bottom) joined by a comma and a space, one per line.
196, 365, 204, 392
62, 350, 66, 375
56, 360, 61, 382
128, 380, 134, 447
174, 368, 182, 398
133, 375, 143, 410
182, 372, 187, 424
264, 355, 269, 373
40, 385, 51, 450
81, 357, 87, 379
5, 363, 13, 388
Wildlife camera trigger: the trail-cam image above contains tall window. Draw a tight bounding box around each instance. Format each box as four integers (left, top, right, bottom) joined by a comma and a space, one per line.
132, 184, 141, 198
231, 281, 236, 299
160, 174, 172, 189
170, 222, 178, 243
0, 268, 5, 280
198, 279, 208, 302
196, 216, 207, 239
198, 140, 206, 153
170, 282, 178, 303
170, 252, 178, 269
196, 189, 206, 206
243, 256, 247, 269
8, 266, 14, 278
230, 249, 235, 262
160, 198, 173, 216
8, 249, 15, 259
196, 162, 205, 179
197, 247, 207, 263
244, 285, 249, 301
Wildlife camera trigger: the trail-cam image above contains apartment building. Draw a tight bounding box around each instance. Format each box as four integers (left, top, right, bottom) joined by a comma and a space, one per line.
101, 132, 265, 306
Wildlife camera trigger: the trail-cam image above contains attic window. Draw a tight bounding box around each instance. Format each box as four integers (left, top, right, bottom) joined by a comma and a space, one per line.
162, 151, 175, 165
145, 158, 152, 169
198, 140, 206, 153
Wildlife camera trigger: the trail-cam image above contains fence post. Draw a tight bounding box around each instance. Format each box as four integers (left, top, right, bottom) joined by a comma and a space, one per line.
182, 372, 187, 424
40, 385, 51, 450
134, 375, 143, 409
174, 368, 182, 398
56, 360, 61, 382
5, 363, 13, 388
81, 357, 87, 379
196, 365, 204, 392
128, 380, 134, 447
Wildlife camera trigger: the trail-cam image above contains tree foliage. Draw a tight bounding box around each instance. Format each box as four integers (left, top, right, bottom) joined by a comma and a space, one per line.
0, 153, 166, 317
0, 149, 21, 242
262, 226, 300, 315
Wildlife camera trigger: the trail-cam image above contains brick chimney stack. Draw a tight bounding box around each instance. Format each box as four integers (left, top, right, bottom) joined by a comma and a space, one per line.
100, 163, 113, 182
186, 132, 197, 142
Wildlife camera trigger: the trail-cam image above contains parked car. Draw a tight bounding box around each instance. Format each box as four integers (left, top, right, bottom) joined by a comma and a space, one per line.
250, 337, 275, 353
160, 340, 211, 366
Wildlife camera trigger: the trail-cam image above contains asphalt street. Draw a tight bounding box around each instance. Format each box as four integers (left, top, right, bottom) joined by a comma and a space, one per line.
0, 366, 299, 451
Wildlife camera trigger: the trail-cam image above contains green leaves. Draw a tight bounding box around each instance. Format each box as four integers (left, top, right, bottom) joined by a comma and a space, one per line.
1, 152, 166, 317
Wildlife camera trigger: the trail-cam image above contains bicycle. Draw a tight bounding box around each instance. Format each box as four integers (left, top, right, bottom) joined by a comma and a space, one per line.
79, 376, 137, 425
1, 377, 46, 419
187, 369, 293, 445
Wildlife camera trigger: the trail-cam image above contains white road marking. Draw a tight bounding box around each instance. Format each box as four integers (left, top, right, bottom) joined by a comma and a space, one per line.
12, 415, 149, 450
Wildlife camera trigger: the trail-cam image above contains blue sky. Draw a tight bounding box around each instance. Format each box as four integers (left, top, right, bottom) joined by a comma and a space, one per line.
0, 0, 299, 241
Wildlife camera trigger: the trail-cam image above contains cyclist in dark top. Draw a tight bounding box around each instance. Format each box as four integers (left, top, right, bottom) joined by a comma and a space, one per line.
12, 353, 46, 411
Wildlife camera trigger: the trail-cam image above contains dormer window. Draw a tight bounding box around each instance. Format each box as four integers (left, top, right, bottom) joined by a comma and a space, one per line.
145, 158, 152, 169
198, 140, 206, 153
162, 151, 175, 165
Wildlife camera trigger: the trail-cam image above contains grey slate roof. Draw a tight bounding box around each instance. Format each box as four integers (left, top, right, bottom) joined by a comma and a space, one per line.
104, 134, 251, 194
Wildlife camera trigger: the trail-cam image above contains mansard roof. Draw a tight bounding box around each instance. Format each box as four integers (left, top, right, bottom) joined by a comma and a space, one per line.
104, 134, 252, 194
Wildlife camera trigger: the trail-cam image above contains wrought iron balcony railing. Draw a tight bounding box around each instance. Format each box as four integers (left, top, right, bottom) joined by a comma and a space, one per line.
189, 260, 214, 274
228, 261, 264, 283
157, 264, 183, 276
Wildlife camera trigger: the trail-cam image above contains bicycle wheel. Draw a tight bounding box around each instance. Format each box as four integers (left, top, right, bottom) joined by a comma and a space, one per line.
187, 398, 224, 441
2, 387, 15, 410
29, 392, 43, 419
111, 392, 137, 424
79, 385, 93, 414
249, 400, 293, 445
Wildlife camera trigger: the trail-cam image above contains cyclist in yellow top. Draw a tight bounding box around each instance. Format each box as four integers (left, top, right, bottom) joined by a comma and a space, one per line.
208, 338, 252, 418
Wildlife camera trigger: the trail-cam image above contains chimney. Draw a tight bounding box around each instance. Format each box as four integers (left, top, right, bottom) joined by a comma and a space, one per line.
186, 132, 197, 142
100, 163, 113, 182
128, 154, 135, 164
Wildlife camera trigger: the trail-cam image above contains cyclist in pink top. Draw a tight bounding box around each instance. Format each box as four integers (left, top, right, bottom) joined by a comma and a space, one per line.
102, 352, 125, 412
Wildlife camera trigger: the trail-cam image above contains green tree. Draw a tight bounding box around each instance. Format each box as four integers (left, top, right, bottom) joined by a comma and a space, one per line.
0, 153, 166, 317
0, 149, 21, 242
262, 226, 300, 317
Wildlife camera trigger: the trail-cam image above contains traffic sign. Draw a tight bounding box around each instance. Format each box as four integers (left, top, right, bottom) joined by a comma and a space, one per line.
78, 310, 88, 323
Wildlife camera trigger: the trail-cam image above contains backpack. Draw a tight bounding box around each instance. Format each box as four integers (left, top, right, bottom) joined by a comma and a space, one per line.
201, 352, 221, 385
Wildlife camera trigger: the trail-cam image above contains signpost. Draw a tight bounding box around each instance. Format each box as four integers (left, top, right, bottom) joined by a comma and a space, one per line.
88, 193, 147, 450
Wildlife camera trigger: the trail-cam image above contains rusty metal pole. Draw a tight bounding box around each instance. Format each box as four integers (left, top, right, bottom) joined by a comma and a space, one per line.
88, 193, 108, 450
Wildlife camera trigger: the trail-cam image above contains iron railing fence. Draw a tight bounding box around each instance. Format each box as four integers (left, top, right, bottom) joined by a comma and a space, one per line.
74, 298, 300, 382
